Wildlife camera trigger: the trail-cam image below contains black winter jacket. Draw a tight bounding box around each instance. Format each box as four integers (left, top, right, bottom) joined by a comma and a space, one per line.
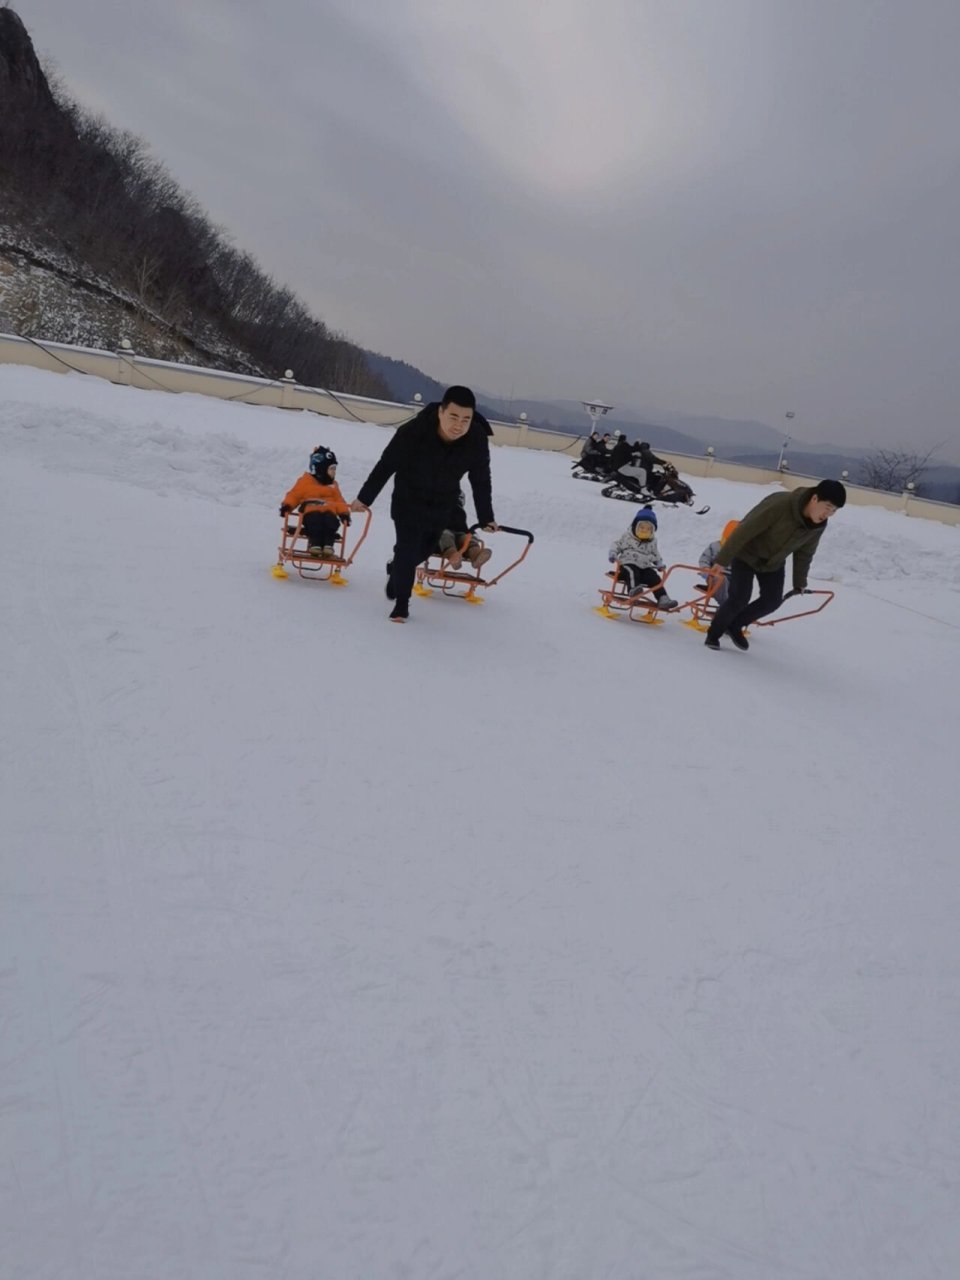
636, 444, 667, 473
356, 404, 495, 527
609, 438, 632, 471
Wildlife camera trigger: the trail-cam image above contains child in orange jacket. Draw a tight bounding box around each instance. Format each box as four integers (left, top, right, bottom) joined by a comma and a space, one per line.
280, 446, 352, 556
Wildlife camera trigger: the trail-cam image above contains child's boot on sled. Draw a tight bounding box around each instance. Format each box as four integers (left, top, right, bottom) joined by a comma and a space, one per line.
465, 541, 492, 571
437, 530, 463, 569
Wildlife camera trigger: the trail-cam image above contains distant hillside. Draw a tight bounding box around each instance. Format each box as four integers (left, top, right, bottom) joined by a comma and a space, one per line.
366, 352, 960, 500
0, 7, 387, 397
362, 351, 445, 405
362, 350, 501, 423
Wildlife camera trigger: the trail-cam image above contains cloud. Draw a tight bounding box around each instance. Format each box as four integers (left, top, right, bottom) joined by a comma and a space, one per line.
16, 0, 960, 456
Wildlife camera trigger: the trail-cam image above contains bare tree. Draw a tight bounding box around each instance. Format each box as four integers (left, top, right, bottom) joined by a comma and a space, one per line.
859, 445, 942, 495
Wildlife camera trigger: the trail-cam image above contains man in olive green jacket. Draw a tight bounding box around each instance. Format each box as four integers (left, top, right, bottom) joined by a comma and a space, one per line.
705, 479, 846, 651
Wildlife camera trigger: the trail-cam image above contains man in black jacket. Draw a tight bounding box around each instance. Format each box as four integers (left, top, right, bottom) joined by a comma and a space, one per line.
351, 385, 497, 622
609, 431, 632, 473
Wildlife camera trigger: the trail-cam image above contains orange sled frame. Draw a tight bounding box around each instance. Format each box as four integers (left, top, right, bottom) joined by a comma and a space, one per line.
272, 501, 372, 584
683, 573, 835, 632
595, 562, 720, 625
754, 588, 835, 626
414, 524, 535, 604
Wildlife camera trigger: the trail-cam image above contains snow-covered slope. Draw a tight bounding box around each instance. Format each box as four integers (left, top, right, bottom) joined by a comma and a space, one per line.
2, 366, 958, 1280
0, 226, 260, 369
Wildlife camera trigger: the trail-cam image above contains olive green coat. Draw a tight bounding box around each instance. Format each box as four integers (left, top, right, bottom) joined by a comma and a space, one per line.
714, 487, 825, 591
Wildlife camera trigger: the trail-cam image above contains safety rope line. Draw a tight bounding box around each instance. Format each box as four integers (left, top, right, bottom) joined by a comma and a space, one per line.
11, 335, 588, 449
18, 332, 94, 376
849, 583, 960, 632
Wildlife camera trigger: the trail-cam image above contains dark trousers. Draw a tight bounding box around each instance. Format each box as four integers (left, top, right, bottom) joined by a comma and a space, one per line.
301, 511, 340, 546
617, 564, 665, 597
390, 521, 442, 609
708, 558, 784, 636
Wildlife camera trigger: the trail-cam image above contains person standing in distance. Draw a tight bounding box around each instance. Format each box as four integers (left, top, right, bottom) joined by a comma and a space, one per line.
704, 478, 846, 651
351, 386, 497, 622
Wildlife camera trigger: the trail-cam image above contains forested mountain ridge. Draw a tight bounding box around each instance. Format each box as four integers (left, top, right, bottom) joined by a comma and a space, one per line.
0, 6, 388, 396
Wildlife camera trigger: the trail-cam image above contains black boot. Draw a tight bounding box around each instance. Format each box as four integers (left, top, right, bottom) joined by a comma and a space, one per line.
727, 627, 749, 651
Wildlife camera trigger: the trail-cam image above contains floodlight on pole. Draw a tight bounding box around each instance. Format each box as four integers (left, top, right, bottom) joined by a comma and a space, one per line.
581, 399, 614, 435
778, 411, 795, 471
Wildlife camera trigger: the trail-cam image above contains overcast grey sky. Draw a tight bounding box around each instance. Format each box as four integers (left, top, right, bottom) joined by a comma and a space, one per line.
18, 0, 960, 454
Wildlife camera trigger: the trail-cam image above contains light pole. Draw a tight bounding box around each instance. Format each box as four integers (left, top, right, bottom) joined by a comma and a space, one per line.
581, 399, 614, 439
778, 411, 795, 471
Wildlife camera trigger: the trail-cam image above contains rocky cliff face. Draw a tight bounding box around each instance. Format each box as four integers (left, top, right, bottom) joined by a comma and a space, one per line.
0, 8, 56, 111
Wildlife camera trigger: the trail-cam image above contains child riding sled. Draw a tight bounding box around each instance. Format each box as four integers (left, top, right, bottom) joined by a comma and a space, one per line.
280, 446, 352, 556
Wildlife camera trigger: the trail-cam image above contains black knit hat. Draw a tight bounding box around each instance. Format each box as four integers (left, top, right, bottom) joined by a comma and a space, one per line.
309, 446, 337, 480
813, 479, 846, 507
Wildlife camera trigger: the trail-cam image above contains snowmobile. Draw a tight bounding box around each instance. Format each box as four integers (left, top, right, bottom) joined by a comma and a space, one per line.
412, 524, 535, 605
601, 464, 710, 514
271, 501, 372, 583
571, 458, 614, 482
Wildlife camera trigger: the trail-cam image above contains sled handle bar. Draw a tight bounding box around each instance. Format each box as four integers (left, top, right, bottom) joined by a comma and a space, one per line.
470, 523, 535, 543
468, 524, 535, 586
754, 588, 835, 626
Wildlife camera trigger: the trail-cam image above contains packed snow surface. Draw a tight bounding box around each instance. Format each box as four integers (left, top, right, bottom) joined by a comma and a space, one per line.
2, 365, 959, 1279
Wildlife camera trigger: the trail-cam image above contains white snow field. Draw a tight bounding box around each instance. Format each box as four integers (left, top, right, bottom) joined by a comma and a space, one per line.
2, 364, 959, 1280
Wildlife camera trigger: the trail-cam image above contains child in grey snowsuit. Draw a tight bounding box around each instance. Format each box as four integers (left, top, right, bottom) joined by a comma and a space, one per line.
608, 508, 678, 609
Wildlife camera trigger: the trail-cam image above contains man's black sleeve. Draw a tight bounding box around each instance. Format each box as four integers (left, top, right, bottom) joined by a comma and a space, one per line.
356, 428, 407, 508
467, 440, 495, 527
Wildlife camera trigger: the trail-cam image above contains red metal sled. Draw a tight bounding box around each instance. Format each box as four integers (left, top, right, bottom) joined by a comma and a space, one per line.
414, 525, 535, 604
594, 562, 712, 625
272, 501, 372, 584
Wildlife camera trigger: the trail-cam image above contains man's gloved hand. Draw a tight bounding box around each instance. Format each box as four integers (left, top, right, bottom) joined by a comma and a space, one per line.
279, 504, 291, 517
340, 513, 351, 526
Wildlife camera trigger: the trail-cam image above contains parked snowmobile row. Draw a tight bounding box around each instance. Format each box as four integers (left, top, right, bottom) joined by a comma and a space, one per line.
572, 438, 710, 514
